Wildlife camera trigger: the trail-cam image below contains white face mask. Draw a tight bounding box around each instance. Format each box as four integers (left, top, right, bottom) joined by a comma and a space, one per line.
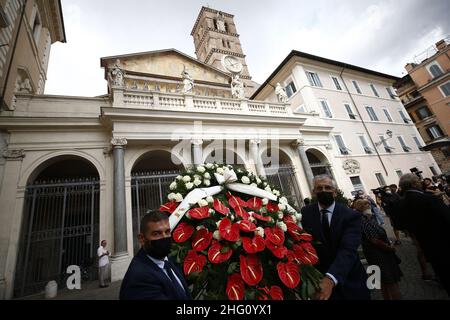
363, 209, 372, 216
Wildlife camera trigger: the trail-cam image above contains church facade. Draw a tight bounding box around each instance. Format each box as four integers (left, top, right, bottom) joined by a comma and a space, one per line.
0, 6, 438, 299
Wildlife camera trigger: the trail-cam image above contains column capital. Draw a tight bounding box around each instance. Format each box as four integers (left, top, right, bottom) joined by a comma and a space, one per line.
291, 138, 305, 148
325, 144, 333, 150
2, 149, 25, 160
190, 139, 203, 146
111, 137, 127, 147
249, 139, 261, 145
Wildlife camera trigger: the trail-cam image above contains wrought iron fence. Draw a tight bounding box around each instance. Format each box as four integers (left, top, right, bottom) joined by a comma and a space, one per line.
14, 178, 100, 298
265, 164, 304, 210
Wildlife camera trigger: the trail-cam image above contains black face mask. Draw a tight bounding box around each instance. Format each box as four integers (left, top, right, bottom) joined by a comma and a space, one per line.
143, 236, 172, 259
316, 191, 334, 207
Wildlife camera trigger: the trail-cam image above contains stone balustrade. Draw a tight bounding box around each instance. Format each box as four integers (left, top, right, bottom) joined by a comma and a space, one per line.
119, 88, 294, 117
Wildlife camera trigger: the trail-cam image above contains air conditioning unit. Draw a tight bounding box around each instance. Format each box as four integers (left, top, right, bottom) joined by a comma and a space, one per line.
0, 6, 9, 28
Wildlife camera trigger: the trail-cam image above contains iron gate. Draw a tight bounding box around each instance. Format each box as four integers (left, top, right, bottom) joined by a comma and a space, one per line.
14, 178, 100, 298
265, 164, 303, 210
131, 170, 180, 254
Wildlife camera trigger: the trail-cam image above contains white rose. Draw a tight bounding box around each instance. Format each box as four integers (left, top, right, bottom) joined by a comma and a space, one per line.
176, 175, 183, 180
182, 175, 191, 182
250, 183, 257, 187
194, 175, 202, 180
278, 204, 286, 211
295, 213, 302, 222
198, 199, 208, 207
264, 186, 272, 193
279, 197, 288, 205
273, 190, 280, 196
256, 178, 262, 184
206, 163, 214, 169
277, 221, 287, 232
194, 179, 202, 186
204, 172, 211, 179
248, 211, 254, 216
185, 182, 194, 190
196, 225, 206, 230
230, 214, 235, 221
206, 196, 214, 203
216, 220, 222, 228
168, 193, 176, 200
204, 179, 211, 186
241, 176, 250, 184
249, 216, 255, 223
216, 167, 224, 174
169, 182, 177, 190
278, 213, 284, 220
263, 182, 267, 187
175, 193, 183, 202
255, 227, 265, 237
197, 166, 206, 173
262, 198, 269, 205
209, 209, 215, 214
213, 230, 221, 240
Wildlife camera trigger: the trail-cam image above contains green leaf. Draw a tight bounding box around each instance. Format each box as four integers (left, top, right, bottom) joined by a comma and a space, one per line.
227, 262, 238, 274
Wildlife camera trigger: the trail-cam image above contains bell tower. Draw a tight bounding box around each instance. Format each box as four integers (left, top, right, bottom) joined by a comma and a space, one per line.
191, 7, 252, 80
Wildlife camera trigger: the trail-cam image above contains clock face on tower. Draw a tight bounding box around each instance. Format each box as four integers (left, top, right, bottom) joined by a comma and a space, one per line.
221, 55, 243, 73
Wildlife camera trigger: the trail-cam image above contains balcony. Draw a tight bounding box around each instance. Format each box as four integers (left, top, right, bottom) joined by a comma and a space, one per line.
114, 88, 294, 117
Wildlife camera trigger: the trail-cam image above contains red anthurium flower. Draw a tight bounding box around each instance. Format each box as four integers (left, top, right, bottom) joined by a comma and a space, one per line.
188, 206, 210, 220
226, 274, 245, 300
238, 220, 257, 232
286, 250, 302, 265
173, 222, 195, 243
286, 222, 303, 242
258, 286, 270, 295
269, 286, 284, 300
242, 235, 265, 254
257, 293, 269, 300
234, 206, 250, 220
213, 199, 230, 215
252, 212, 272, 222
183, 250, 207, 275
265, 239, 288, 259
191, 229, 213, 251
277, 261, 301, 289
159, 201, 178, 214
283, 214, 296, 225
246, 197, 263, 210
264, 227, 285, 246
266, 201, 280, 213
208, 241, 233, 264
298, 232, 313, 242
227, 193, 247, 209
293, 243, 319, 265
219, 218, 240, 242
239, 254, 263, 286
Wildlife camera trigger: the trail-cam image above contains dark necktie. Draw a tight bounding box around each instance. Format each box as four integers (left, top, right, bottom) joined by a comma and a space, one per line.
321, 209, 331, 245
163, 260, 187, 299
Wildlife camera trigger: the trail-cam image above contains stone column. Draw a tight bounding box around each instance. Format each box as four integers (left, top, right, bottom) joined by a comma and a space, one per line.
191, 139, 203, 166
249, 139, 266, 177
293, 139, 314, 190
0, 149, 25, 299
111, 138, 127, 256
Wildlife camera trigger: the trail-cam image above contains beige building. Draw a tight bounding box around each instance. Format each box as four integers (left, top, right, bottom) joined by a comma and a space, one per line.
394, 38, 450, 173
0, 5, 439, 300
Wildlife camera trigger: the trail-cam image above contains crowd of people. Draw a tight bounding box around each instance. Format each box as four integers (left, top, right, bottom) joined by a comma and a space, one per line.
347, 173, 450, 299
110, 172, 450, 300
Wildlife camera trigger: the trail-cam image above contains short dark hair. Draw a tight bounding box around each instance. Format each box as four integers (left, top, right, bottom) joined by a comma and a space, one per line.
140, 210, 169, 234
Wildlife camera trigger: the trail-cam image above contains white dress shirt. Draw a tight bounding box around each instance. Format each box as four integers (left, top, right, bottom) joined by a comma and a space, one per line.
148, 255, 185, 291
317, 201, 339, 286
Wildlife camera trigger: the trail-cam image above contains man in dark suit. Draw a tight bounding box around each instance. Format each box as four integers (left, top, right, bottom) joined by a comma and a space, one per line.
397, 173, 450, 296
301, 175, 370, 300
119, 210, 192, 300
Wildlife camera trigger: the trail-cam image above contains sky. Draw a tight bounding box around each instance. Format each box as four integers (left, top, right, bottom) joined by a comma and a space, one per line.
44, 0, 450, 97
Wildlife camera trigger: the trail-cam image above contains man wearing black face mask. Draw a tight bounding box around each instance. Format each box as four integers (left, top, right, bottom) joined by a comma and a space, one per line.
301, 175, 370, 300
119, 210, 192, 300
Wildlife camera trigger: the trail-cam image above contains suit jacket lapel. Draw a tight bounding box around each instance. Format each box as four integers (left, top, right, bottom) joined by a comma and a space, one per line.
312, 205, 326, 244
330, 203, 342, 245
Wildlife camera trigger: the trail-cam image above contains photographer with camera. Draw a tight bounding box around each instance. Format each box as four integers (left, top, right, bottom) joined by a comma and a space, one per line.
423, 177, 450, 206
374, 185, 402, 245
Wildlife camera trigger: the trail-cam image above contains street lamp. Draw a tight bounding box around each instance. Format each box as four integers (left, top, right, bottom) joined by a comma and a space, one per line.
375, 129, 394, 147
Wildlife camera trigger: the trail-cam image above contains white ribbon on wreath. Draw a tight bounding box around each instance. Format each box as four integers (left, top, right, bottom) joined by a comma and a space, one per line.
169, 168, 298, 230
